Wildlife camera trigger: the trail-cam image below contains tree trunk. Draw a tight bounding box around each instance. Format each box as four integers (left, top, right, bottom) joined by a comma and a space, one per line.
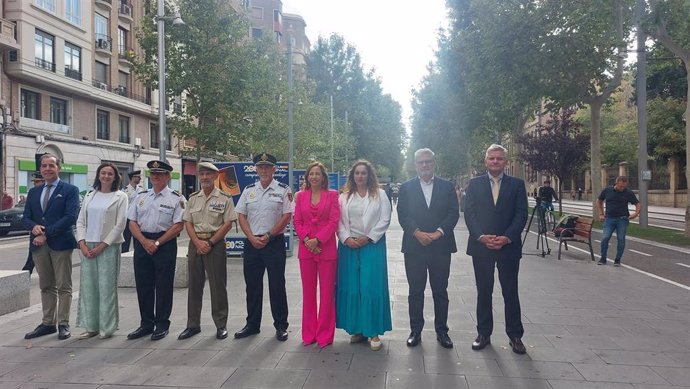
589, 100, 604, 219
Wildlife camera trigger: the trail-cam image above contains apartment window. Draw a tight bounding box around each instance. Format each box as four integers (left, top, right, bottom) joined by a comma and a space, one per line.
95, 14, 108, 36
21, 90, 40, 119
118, 27, 128, 57
119, 116, 130, 143
95, 61, 107, 87
64, 42, 81, 80
252, 28, 263, 38
50, 97, 67, 125
97, 109, 109, 140
65, 0, 81, 25
251, 7, 262, 19
36, 0, 56, 13
273, 9, 282, 24
34, 29, 55, 72
117, 71, 128, 95
149, 122, 159, 149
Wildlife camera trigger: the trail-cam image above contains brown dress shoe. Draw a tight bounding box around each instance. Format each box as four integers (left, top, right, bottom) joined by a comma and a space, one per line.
509, 337, 527, 354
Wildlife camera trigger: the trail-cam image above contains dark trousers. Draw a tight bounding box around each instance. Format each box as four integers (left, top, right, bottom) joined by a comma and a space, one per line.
133, 232, 177, 331
122, 222, 132, 253
242, 235, 288, 330
472, 256, 524, 339
404, 251, 451, 334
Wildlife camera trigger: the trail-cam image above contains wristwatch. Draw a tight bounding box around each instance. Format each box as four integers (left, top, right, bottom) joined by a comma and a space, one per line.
154, 240, 160, 247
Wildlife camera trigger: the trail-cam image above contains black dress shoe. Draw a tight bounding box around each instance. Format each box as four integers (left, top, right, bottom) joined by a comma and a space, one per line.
509, 337, 527, 354
57, 324, 71, 340
151, 329, 168, 341
406, 331, 421, 347
472, 334, 491, 350
24, 324, 57, 339
178, 327, 201, 340
276, 329, 288, 341
234, 325, 260, 339
216, 327, 228, 339
127, 327, 154, 340
436, 332, 454, 349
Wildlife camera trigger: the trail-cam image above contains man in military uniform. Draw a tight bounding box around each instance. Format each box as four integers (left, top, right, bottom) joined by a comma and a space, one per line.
122, 170, 144, 253
178, 162, 237, 340
127, 160, 186, 341
234, 153, 293, 341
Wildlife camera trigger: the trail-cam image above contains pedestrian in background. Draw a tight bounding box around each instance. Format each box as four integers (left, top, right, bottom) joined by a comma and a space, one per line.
595, 176, 640, 266
336, 160, 392, 351
178, 162, 237, 341
21, 173, 46, 274
397, 148, 459, 349
464, 144, 528, 354
2, 191, 13, 210
234, 153, 293, 342
75, 162, 128, 339
122, 170, 144, 253
126, 160, 186, 341
22, 154, 80, 340
293, 161, 340, 348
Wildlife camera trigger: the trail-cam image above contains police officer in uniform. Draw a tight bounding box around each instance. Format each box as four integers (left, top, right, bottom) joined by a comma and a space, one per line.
126, 160, 186, 341
234, 153, 294, 341
178, 162, 237, 340
122, 170, 144, 253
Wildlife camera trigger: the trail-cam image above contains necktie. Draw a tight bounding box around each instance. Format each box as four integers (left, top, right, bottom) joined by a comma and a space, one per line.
42, 184, 52, 211
492, 176, 500, 205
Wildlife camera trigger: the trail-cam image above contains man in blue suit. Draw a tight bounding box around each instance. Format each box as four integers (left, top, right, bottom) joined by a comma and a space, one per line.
464, 144, 528, 354
22, 153, 80, 340
398, 148, 459, 349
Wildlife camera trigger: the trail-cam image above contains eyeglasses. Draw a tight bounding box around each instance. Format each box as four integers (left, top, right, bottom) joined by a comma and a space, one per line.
416, 159, 434, 165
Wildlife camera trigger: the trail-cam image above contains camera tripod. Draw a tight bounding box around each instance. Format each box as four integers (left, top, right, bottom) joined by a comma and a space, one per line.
522, 201, 550, 257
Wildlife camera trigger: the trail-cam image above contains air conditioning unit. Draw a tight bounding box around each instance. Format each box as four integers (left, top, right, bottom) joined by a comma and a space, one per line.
134, 137, 141, 146
97, 39, 110, 50
98, 83, 108, 90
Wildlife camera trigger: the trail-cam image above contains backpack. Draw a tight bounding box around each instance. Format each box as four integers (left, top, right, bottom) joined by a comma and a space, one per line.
553, 215, 577, 237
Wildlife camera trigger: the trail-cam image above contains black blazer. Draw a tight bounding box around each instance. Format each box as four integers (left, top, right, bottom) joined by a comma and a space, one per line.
23, 180, 80, 252
397, 177, 459, 254
464, 173, 528, 260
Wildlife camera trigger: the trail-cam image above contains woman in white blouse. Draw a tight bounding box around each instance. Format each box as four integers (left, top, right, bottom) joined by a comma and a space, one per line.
336, 160, 392, 351
76, 162, 128, 339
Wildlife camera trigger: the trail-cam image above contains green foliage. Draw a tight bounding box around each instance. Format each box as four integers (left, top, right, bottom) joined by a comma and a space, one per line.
647, 97, 686, 159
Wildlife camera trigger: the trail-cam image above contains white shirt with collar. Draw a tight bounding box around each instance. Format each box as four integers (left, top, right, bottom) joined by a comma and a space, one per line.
419, 175, 434, 208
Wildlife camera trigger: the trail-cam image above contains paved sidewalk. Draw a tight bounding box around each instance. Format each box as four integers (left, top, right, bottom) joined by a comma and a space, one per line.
0, 211, 688, 388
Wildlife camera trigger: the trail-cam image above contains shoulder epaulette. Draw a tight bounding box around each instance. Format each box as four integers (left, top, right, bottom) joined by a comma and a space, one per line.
278, 182, 288, 188
219, 191, 233, 198
139, 190, 149, 194
190, 190, 201, 197
171, 190, 181, 197
246, 183, 256, 188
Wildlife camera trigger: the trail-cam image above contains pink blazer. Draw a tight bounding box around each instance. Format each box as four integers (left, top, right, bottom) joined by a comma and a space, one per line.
293, 189, 340, 260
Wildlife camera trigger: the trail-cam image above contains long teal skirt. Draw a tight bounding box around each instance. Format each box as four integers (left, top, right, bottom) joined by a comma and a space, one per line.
77, 242, 120, 336
335, 236, 392, 337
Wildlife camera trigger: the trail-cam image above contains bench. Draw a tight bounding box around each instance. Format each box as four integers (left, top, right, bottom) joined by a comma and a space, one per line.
557, 216, 595, 261
0, 270, 31, 315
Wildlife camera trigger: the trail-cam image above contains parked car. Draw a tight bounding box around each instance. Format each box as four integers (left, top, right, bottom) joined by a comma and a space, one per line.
0, 203, 26, 236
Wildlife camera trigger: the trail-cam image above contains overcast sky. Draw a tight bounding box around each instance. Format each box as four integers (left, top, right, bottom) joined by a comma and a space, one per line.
282, 0, 450, 127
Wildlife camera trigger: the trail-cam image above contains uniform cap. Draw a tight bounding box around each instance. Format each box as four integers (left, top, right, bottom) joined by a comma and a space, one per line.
253, 153, 277, 166
128, 170, 141, 178
147, 160, 173, 173
198, 162, 219, 172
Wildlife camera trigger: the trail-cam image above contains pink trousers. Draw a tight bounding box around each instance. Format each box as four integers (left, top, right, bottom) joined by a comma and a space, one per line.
299, 257, 337, 347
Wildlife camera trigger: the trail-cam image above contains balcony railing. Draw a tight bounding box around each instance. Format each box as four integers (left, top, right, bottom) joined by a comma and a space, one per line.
94, 33, 112, 52
65, 67, 82, 81
35, 58, 56, 72
92, 79, 150, 104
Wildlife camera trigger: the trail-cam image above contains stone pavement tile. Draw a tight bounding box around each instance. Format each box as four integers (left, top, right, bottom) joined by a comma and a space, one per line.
97, 386, 171, 389
545, 335, 623, 350
385, 338, 460, 357
14, 384, 98, 389
633, 386, 690, 389
0, 383, 18, 389
624, 326, 690, 338
251, 336, 325, 353
610, 336, 690, 352
592, 309, 660, 320
277, 351, 353, 370
572, 364, 669, 385
67, 334, 146, 349
135, 348, 218, 367
458, 346, 529, 361
204, 349, 283, 368
662, 352, 690, 367
496, 360, 585, 380
465, 375, 551, 389
556, 299, 617, 310
649, 366, 690, 386
547, 380, 634, 388
186, 332, 264, 351
593, 350, 686, 367
642, 319, 690, 332
386, 372, 469, 389
583, 317, 653, 330
0, 362, 21, 376
565, 325, 633, 337
63, 347, 152, 365
424, 356, 502, 376
0, 361, 165, 386
349, 353, 424, 374
529, 307, 603, 318
524, 314, 590, 326
0, 334, 80, 349
527, 347, 605, 364
144, 365, 236, 387
302, 370, 386, 389
0, 346, 74, 364
522, 323, 573, 336
220, 368, 309, 388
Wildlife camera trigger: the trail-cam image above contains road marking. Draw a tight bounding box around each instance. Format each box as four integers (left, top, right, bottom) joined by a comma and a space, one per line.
677, 263, 690, 269
629, 249, 652, 257
526, 230, 690, 291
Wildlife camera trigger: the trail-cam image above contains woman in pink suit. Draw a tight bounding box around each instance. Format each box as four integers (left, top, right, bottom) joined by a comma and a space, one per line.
294, 162, 340, 347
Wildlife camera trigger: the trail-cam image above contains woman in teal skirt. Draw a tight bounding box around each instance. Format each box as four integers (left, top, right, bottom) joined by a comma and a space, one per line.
75, 162, 128, 339
336, 160, 392, 351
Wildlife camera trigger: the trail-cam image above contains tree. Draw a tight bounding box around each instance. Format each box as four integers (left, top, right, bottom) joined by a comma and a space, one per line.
517, 108, 590, 212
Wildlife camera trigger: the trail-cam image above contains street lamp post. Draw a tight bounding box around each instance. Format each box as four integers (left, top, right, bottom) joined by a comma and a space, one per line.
287, 30, 294, 193
156, 2, 184, 162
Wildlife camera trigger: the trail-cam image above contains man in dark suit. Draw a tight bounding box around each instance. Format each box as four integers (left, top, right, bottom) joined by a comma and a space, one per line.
398, 148, 460, 349
464, 144, 528, 354
22, 154, 80, 340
